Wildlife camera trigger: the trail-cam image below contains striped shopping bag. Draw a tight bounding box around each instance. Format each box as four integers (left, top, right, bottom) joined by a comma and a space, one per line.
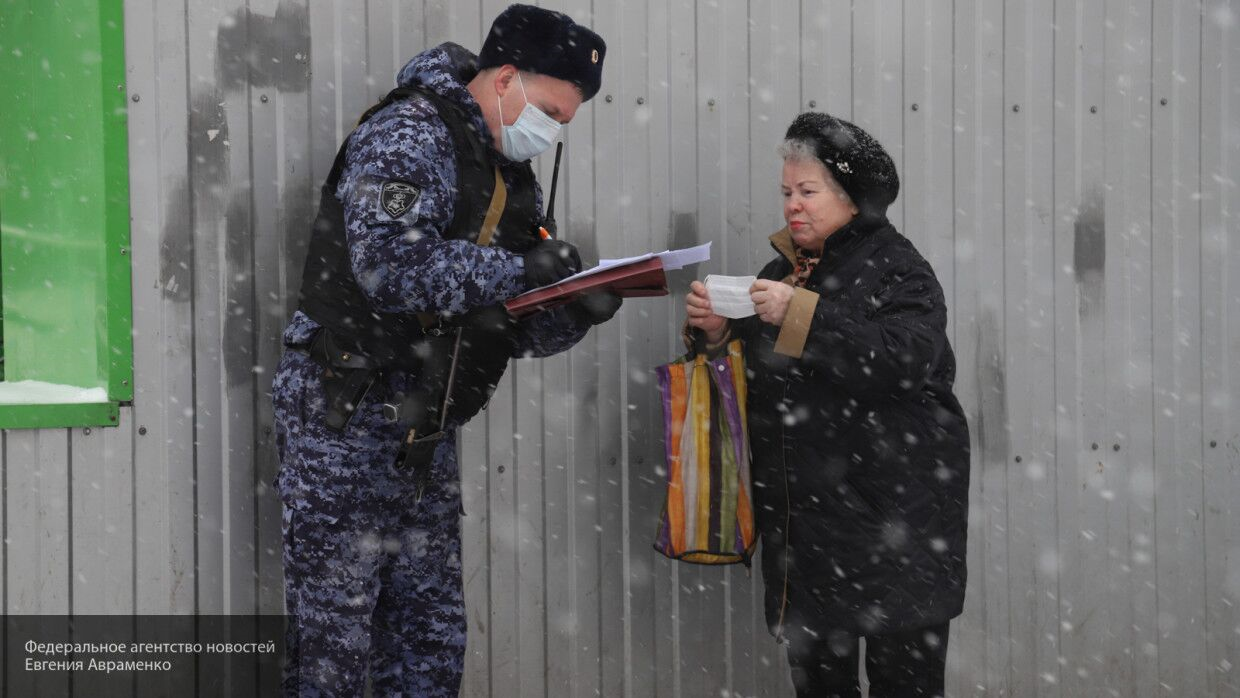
654, 339, 756, 565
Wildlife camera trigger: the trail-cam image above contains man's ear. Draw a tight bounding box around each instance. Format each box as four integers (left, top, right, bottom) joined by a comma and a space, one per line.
493, 65, 517, 97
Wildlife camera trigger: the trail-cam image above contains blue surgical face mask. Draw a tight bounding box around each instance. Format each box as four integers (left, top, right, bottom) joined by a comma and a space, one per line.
497, 73, 561, 161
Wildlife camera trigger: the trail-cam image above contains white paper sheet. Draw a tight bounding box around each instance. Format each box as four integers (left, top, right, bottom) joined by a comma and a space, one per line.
704, 274, 758, 318
542, 241, 713, 288
649, 241, 713, 271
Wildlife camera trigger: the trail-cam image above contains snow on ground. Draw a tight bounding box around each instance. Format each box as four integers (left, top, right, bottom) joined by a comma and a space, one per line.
0, 380, 109, 405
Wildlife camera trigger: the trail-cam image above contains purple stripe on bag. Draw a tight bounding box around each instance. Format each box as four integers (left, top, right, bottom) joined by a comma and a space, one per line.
714, 356, 746, 469
706, 378, 724, 547
656, 364, 676, 486
714, 355, 751, 558
655, 365, 675, 554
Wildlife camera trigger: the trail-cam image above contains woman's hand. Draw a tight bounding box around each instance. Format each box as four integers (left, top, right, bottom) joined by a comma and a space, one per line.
686, 281, 728, 344
750, 279, 795, 326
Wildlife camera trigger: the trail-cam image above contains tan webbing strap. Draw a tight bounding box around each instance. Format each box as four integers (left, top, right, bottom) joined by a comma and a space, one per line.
421, 167, 507, 432
417, 165, 508, 330
475, 165, 507, 248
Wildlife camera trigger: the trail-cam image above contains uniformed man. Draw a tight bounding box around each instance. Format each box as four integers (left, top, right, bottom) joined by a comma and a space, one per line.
271, 5, 615, 695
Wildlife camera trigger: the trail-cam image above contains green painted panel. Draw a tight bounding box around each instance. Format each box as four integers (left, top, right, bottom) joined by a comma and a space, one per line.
0, 0, 133, 427
97, 0, 134, 403
0, 402, 119, 431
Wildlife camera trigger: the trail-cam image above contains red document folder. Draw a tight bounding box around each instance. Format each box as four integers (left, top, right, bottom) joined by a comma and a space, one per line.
504, 257, 668, 318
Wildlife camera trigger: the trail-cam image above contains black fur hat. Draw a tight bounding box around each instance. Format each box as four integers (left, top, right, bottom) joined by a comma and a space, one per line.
478, 4, 606, 102
784, 112, 900, 217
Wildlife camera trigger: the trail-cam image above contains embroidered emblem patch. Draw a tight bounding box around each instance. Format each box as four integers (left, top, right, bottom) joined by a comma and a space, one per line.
380, 181, 420, 217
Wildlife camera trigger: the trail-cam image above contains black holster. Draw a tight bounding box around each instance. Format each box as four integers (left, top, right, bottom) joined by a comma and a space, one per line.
309, 330, 380, 432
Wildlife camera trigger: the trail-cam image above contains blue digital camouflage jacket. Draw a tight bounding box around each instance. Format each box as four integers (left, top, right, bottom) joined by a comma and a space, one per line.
282, 42, 589, 360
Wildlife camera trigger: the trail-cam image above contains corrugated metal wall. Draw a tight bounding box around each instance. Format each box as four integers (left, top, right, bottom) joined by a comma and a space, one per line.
1, 1, 1237, 696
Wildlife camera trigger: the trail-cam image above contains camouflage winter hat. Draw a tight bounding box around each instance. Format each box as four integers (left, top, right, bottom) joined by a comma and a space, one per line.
784, 112, 900, 217
478, 4, 606, 101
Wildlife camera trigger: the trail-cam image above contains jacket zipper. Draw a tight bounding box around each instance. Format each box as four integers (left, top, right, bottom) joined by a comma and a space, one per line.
775, 368, 792, 643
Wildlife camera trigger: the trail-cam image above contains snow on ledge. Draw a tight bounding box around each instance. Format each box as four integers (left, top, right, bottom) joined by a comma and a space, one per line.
0, 380, 109, 405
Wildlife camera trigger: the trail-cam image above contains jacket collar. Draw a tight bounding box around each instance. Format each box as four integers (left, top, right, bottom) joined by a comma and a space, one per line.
768, 214, 889, 265
396, 43, 502, 158
768, 227, 797, 265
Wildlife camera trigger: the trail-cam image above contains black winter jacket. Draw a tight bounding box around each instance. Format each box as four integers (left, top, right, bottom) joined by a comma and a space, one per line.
729, 215, 970, 638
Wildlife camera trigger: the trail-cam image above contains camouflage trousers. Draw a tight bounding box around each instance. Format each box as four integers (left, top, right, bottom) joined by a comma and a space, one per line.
273, 348, 466, 697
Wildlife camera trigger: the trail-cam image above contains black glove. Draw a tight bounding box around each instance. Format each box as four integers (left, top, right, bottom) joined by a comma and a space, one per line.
455, 303, 517, 334
523, 239, 582, 288
567, 291, 623, 326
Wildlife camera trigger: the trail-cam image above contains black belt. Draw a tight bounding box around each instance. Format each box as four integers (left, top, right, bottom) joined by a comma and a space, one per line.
293, 327, 459, 504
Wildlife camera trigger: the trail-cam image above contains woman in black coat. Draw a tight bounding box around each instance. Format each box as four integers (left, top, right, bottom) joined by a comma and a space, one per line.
685, 112, 970, 697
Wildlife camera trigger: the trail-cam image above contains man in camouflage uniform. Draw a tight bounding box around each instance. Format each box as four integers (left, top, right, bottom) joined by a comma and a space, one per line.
272, 5, 614, 695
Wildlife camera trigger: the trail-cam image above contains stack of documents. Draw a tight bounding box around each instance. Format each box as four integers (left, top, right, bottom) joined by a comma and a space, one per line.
590, 242, 712, 279
505, 242, 713, 318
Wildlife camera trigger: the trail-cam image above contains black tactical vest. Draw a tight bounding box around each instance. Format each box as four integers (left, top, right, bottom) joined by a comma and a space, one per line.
297, 86, 542, 424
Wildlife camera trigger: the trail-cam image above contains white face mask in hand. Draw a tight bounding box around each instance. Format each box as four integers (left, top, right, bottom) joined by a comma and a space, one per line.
705, 275, 759, 318
497, 73, 561, 161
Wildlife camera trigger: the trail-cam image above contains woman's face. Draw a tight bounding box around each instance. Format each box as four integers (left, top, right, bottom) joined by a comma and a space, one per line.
781, 157, 859, 253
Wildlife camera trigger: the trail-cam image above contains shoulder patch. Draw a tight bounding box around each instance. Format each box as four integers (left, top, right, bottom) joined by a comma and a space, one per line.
380, 180, 421, 217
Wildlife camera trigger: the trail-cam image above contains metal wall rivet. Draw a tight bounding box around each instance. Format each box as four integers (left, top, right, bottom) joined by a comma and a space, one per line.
138, 426, 148, 435
808, 100, 817, 108
497, 465, 506, 473
911, 103, 919, 111
131, 94, 140, 102
1210, 440, 1218, 448
120, 248, 128, 255
707, 98, 715, 107
116, 84, 124, 91
1014, 455, 1022, 463
1091, 442, 1099, 450
1090, 106, 1098, 114
260, 94, 269, 103
636, 97, 645, 105
1012, 104, 1020, 113
1113, 444, 1121, 452
84, 428, 92, 436
1160, 97, 1168, 106
122, 379, 129, 386
604, 94, 613, 103
110, 414, 117, 422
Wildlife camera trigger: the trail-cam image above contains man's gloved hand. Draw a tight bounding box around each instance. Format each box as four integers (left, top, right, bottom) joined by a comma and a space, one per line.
523, 239, 582, 288
456, 303, 517, 334
567, 291, 623, 326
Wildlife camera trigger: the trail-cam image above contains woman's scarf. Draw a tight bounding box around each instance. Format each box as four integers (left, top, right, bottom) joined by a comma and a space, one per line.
793, 248, 820, 288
